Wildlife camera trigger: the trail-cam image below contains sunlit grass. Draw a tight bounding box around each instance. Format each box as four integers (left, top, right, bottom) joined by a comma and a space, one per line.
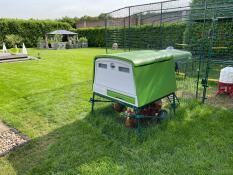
0, 48, 232, 175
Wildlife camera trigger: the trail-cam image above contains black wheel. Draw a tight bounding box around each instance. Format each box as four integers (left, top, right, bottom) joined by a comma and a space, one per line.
157, 109, 168, 122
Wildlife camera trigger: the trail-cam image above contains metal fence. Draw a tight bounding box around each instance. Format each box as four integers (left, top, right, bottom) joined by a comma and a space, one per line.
104, 0, 233, 108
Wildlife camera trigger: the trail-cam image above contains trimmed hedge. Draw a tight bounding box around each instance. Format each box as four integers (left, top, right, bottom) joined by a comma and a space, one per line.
184, 21, 233, 59
0, 19, 71, 47
184, 0, 233, 59
75, 28, 105, 47
74, 23, 186, 49
0, 17, 232, 58
128, 23, 186, 49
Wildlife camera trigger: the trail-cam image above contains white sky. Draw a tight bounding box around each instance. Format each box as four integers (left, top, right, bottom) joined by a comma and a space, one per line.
0, 0, 163, 19
0, 0, 173, 19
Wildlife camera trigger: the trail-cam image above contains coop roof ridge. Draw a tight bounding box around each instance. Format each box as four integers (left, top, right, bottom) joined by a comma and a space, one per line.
95, 49, 192, 67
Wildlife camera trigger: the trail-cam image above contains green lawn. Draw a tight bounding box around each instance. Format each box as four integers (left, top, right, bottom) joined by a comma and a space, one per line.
0, 48, 233, 175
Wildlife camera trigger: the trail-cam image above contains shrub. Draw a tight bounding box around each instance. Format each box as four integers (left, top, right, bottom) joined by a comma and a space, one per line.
9, 48, 20, 54
5, 34, 23, 48
79, 37, 88, 43
52, 34, 63, 43
75, 28, 105, 47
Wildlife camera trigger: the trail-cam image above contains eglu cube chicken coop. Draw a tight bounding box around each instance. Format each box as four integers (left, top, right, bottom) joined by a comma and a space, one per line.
90, 49, 192, 125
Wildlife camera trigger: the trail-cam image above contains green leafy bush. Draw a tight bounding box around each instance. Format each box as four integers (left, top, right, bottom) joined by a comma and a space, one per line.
9, 48, 20, 54
79, 37, 88, 43
75, 28, 105, 47
5, 34, 23, 48
55, 34, 63, 42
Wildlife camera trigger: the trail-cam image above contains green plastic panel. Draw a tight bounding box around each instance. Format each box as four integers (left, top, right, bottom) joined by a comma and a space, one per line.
107, 90, 135, 104
134, 59, 176, 107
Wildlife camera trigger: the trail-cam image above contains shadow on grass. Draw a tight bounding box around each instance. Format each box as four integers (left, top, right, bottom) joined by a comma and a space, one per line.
5, 105, 139, 175
5, 101, 233, 175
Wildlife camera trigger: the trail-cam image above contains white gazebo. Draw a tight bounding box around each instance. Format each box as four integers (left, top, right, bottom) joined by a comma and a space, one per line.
47, 30, 78, 36
45, 30, 78, 49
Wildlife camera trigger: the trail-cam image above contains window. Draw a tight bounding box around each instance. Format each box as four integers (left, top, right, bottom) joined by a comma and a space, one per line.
119, 66, 130, 73
98, 63, 107, 69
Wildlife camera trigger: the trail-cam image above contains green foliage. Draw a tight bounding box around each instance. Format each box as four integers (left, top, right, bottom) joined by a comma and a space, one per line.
0, 18, 71, 47
184, 21, 233, 58
128, 23, 186, 49
68, 35, 79, 44
79, 37, 88, 43
57, 16, 78, 28
53, 34, 63, 42
185, 0, 233, 58
47, 34, 63, 44
37, 36, 45, 43
75, 23, 186, 48
5, 34, 23, 48
75, 28, 105, 47
9, 48, 20, 54
98, 13, 107, 20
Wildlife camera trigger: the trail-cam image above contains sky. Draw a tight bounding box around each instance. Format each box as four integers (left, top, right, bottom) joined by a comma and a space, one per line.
0, 0, 169, 19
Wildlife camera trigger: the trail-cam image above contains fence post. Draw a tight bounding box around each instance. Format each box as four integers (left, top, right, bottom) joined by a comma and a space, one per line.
105, 14, 108, 54
160, 2, 163, 49
201, 0, 210, 103
124, 17, 126, 51
128, 7, 131, 51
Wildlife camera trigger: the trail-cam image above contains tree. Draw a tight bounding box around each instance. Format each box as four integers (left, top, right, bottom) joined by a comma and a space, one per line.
98, 13, 106, 20
57, 16, 79, 28
5, 34, 23, 48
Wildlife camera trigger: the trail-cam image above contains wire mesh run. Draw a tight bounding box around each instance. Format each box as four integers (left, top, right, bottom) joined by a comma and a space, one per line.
104, 0, 233, 107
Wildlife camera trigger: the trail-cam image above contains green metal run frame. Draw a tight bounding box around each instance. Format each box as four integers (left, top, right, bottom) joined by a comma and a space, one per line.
104, 0, 233, 104
90, 92, 179, 134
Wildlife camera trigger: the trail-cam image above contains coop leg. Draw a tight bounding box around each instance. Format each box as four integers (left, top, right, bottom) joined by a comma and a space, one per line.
134, 108, 142, 136
172, 93, 176, 115
91, 93, 95, 114
136, 117, 141, 135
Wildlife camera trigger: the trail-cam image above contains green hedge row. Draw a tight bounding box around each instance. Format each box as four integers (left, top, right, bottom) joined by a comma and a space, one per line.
184, 21, 233, 59
128, 23, 186, 49
1, 18, 232, 58
74, 23, 186, 49
0, 19, 71, 47
75, 28, 105, 47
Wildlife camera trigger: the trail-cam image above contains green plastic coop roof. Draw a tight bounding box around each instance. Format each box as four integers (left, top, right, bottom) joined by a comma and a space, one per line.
95, 49, 192, 67
94, 49, 192, 107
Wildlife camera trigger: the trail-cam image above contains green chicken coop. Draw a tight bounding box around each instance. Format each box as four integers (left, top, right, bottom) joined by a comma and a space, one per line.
90, 49, 192, 127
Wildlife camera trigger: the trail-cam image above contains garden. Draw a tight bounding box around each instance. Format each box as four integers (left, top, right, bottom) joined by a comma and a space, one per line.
0, 0, 233, 174
0, 48, 232, 175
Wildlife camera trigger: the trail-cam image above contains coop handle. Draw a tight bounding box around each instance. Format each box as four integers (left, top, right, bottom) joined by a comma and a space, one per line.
110, 63, 115, 68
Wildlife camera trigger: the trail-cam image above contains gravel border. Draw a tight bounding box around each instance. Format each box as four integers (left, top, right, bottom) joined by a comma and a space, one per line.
0, 128, 30, 157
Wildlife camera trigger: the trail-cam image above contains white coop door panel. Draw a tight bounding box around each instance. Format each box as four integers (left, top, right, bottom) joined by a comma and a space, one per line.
94, 58, 136, 96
